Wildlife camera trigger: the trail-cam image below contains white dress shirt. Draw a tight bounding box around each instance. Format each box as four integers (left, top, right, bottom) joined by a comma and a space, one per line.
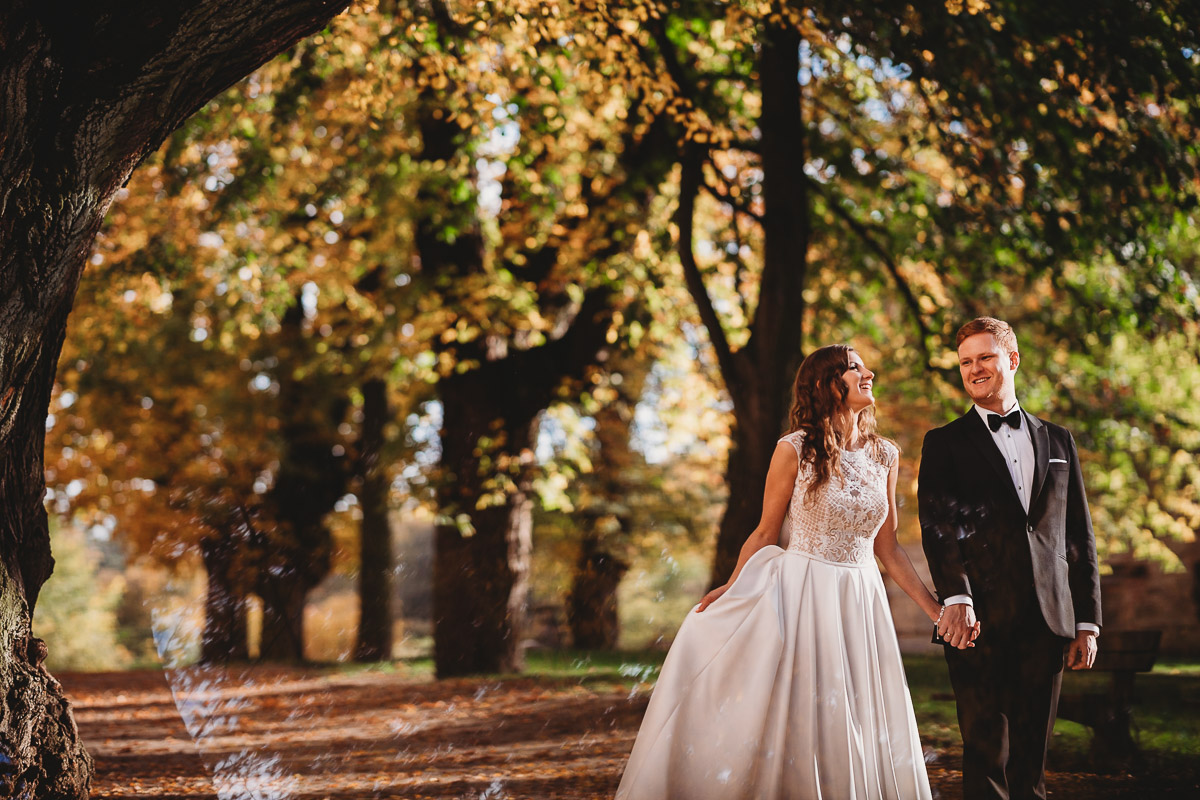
977, 401, 1036, 513
942, 401, 1098, 635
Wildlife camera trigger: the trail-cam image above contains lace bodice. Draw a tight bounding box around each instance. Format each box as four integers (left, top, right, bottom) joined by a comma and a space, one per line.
779, 431, 897, 566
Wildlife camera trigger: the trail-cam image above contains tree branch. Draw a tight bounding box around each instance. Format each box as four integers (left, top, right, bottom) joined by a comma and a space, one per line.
700, 156, 765, 223
68, 1, 349, 196
808, 178, 934, 364
676, 148, 741, 404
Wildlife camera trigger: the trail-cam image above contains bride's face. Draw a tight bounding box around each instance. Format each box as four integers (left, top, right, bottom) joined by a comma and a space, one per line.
839, 353, 875, 413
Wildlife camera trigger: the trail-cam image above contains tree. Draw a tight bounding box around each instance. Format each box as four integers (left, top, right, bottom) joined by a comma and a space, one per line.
392, 3, 681, 676
565, 360, 644, 650
530, 325, 732, 650
354, 377, 394, 661
626, 0, 1200, 583
0, 0, 347, 791
46, 0, 681, 677
47, 12, 413, 665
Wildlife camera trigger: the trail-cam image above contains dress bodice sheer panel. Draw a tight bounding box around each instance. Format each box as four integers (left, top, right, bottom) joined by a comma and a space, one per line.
779, 431, 897, 566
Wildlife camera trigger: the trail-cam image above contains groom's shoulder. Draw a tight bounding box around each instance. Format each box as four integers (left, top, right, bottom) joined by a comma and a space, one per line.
925, 410, 973, 439
1031, 413, 1076, 442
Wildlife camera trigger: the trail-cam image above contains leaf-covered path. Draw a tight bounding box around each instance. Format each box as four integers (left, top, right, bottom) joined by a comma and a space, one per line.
58, 667, 1190, 799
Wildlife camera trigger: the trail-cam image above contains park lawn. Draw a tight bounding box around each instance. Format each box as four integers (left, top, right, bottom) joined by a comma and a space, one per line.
66, 649, 1199, 799
507, 649, 1200, 774
875, 653, 1200, 773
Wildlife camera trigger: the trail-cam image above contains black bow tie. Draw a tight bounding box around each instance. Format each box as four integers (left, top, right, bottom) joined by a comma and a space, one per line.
987, 410, 1022, 432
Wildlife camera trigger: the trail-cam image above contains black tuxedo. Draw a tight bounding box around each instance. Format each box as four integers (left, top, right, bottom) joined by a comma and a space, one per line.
918, 408, 1102, 800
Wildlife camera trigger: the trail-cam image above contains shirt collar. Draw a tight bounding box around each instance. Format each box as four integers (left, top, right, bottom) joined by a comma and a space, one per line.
974, 399, 1022, 429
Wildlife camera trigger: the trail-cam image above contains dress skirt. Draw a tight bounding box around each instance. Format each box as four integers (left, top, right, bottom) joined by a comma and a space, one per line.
616, 545, 932, 800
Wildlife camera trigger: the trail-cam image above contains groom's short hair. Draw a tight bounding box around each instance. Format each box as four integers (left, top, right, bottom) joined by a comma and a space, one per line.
956, 316, 1017, 355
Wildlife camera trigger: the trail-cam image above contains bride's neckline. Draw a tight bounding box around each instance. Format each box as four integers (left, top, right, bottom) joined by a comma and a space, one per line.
788, 430, 869, 453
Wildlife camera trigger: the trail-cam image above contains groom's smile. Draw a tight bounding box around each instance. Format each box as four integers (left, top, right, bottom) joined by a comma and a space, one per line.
957, 332, 1019, 413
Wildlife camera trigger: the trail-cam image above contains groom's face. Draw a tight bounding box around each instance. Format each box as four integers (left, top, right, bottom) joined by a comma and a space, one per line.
957, 332, 1019, 408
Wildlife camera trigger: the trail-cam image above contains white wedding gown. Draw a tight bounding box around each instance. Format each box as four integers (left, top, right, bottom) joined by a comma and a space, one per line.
617, 432, 932, 800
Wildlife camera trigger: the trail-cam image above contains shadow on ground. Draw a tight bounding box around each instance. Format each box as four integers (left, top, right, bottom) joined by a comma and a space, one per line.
57, 663, 1200, 799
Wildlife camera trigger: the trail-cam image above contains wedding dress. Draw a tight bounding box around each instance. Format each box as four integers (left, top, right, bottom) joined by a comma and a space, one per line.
616, 431, 932, 800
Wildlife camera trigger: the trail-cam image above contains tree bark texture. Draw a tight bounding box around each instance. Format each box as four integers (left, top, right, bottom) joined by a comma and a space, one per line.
412, 42, 675, 674
0, 1, 347, 793
199, 531, 250, 664
256, 301, 350, 662
355, 378, 394, 662
568, 534, 628, 650
707, 20, 810, 586
565, 357, 642, 650
433, 292, 615, 676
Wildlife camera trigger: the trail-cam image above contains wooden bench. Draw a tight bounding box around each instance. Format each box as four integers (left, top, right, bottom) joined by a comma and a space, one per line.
1056, 629, 1162, 760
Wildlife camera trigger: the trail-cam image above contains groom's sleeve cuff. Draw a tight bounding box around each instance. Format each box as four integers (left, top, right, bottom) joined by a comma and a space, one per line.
942, 594, 972, 606
1076, 623, 1100, 635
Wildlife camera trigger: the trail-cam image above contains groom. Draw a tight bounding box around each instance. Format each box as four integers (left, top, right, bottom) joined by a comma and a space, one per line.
919, 316, 1102, 800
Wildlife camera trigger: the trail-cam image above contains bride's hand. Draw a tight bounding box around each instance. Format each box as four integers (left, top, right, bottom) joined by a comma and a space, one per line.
696, 584, 730, 613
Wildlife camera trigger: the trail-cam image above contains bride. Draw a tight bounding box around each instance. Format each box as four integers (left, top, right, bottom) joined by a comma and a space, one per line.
617, 345, 970, 800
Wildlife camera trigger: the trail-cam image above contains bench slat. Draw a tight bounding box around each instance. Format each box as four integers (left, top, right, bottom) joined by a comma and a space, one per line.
1093, 651, 1157, 672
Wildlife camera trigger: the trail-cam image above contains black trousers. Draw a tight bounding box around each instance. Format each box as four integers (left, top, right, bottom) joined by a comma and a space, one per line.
944, 615, 1068, 800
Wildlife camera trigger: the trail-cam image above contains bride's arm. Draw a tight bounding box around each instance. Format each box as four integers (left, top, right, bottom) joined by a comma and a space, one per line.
696, 440, 798, 612
874, 458, 943, 624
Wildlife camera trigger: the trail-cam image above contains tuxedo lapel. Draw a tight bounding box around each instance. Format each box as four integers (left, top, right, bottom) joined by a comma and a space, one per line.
1026, 412, 1049, 507
961, 410, 1024, 509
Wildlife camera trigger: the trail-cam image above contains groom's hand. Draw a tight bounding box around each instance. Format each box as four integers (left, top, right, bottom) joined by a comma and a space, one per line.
1066, 630, 1098, 670
939, 603, 980, 649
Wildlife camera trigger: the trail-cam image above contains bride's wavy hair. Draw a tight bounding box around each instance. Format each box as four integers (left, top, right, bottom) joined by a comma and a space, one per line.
786, 344, 884, 502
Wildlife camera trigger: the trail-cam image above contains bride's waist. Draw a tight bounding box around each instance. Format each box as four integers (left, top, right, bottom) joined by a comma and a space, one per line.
785, 534, 877, 567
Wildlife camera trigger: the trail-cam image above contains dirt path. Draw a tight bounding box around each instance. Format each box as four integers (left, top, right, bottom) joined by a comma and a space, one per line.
57, 667, 1190, 799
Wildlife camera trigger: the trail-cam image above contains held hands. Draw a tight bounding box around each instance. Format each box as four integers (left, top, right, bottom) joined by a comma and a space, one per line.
937, 603, 981, 649
1066, 630, 1098, 670
696, 584, 730, 613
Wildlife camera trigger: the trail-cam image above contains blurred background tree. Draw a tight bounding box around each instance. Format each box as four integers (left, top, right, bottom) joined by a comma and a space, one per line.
616, 0, 1200, 584
33, 523, 132, 673
38, 0, 1200, 682
0, 0, 349, 791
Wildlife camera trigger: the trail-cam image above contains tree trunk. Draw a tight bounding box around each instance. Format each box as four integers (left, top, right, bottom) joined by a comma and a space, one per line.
432, 292, 615, 677
355, 378, 394, 662
433, 497, 533, 676
0, 3, 345, 788
254, 299, 350, 662
564, 358, 642, 650
709, 423, 782, 583
432, 387, 539, 676
568, 534, 628, 650
707, 20, 810, 586
256, 576, 309, 662
199, 533, 250, 664
0, 544, 91, 799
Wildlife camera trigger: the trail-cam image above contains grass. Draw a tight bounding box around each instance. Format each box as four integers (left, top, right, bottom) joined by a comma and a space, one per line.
1153, 659, 1200, 677
900, 654, 963, 750
322, 646, 669, 688
325, 645, 1200, 776
893, 653, 1200, 773
524, 648, 665, 678
523, 649, 1200, 774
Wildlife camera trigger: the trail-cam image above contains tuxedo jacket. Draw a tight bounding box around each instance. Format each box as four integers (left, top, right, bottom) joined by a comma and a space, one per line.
918, 409, 1102, 639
